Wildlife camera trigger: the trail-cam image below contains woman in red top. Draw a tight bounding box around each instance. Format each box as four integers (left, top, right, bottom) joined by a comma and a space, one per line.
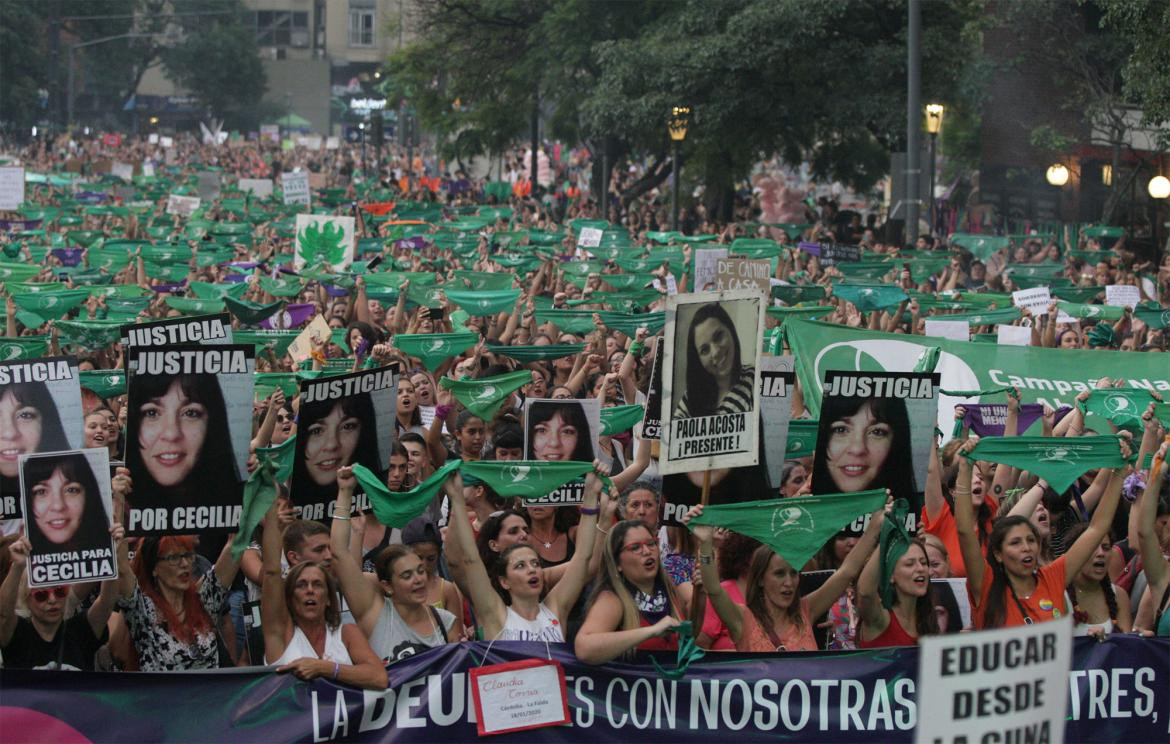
857, 537, 937, 647
575, 520, 683, 664
955, 437, 1127, 629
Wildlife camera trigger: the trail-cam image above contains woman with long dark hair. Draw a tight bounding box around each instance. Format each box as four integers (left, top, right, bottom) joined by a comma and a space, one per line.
857, 537, 939, 647
1063, 521, 1132, 637
672, 302, 755, 418
526, 400, 595, 462
291, 392, 381, 507
125, 374, 238, 510
24, 453, 111, 554
812, 394, 917, 498
955, 438, 1127, 629
1, 381, 72, 497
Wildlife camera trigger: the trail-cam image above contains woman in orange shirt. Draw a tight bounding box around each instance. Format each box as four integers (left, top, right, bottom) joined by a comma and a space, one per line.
954, 438, 1127, 629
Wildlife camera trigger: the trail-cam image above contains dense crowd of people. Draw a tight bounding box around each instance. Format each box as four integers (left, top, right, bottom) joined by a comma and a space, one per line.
0, 131, 1167, 695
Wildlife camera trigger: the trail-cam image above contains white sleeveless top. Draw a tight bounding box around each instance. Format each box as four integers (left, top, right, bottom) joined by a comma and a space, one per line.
498, 603, 564, 642
267, 625, 353, 666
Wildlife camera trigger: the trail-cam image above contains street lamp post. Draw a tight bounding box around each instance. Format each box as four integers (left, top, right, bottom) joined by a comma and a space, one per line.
924, 104, 944, 238
67, 33, 154, 129
668, 105, 690, 233
358, 122, 367, 177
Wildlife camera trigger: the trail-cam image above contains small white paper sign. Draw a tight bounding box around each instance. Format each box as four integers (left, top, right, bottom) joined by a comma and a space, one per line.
110, 162, 134, 182
142, 162, 155, 178
925, 319, 970, 341
1105, 284, 1140, 309
238, 178, 273, 198
325, 136, 340, 150
281, 172, 310, 205
165, 194, 201, 217
996, 324, 1032, 346
287, 315, 332, 363
914, 617, 1072, 744
665, 274, 678, 295
470, 659, 570, 737
148, 133, 159, 145
159, 136, 174, 148
1012, 287, 1051, 317
577, 226, 603, 248
693, 247, 729, 292
0, 166, 25, 210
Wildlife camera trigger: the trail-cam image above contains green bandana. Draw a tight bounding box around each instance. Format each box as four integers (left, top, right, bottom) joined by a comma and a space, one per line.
190, 281, 248, 301
1087, 323, 1116, 348
485, 343, 584, 362
648, 620, 706, 680
358, 459, 463, 528
1055, 301, 1124, 322
834, 263, 898, 282
406, 282, 446, 309
443, 288, 520, 316
785, 419, 818, 458
688, 489, 886, 571
534, 309, 597, 335
940, 306, 1022, 326
394, 332, 479, 373
224, 296, 284, 325
439, 369, 532, 419
948, 234, 1010, 261
600, 404, 645, 436
230, 438, 296, 561
1135, 305, 1170, 330
0, 336, 50, 360
878, 499, 912, 610
771, 285, 827, 305
601, 273, 655, 290
254, 372, 299, 399
0, 263, 42, 282
1052, 286, 1104, 304
12, 289, 90, 327
596, 311, 666, 337
259, 276, 305, 298
164, 296, 225, 315
454, 270, 515, 291
236, 330, 299, 358
460, 460, 594, 499
831, 283, 908, 312
54, 319, 124, 350
105, 296, 152, 320
1078, 389, 1160, 434
964, 435, 1126, 493
79, 370, 126, 399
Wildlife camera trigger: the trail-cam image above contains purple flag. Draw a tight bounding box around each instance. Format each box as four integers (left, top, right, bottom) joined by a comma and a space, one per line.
51, 248, 85, 266
151, 281, 187, 293
798, 241, 821, 256
0, 219, 43, 232
261, 303, 315, 330
963, 403, 1046, 436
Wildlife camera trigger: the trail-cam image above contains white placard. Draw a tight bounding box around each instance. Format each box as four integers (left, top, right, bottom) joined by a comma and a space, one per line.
0, 166, 24, 210
914, 617, 1072, 744
470, 659, 570, 737
110, 161, 134, 182
692, 247, 729, 292
325, 136, 340, 150
996, 324, 1032, 346
148, 133, 159, 145
159, 136, 174, 148
238, 178, 273, 198
1012, 287, 1051, 317
1105, 284, 1140, 309
577, 226, 603, 248
925, 319, 971, 342
165, 194, 201, 217
287, 315, 332, 363
142, 162, 155, 178
281, 172, 310, 205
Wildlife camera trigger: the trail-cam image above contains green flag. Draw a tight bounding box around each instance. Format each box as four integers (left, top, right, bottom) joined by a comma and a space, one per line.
771, 285, 827, 305
964, 435, 1125, 493
460, 460, 593, 499
236, 330, 299, 358
0, 336, 50, 360
11, 288, 90, 326
358, 458, 462, 528
259, 276, 305, 297
54, 319, 123, 350
1052, 286, 1104, 304
229, 438, 296, 562
164, 296, 225, 314
596, 311, 666, 337
190, 281, 248, 301
79, 370, 126, 399
393, 331, 479, 373
1135, 305, 1170, 330
254, 372, 299, 399
443, 288, 520, 316
600, 404, 645, 436
1078, 389, 1160, 433
831, 283, 908, 311
935, 306, 1022, 326
785, 419, 818, 458
224, 296, 283, 325
1056, 301, 1124, 322
454, 270, 515, 291
534, 309, 597, 335
439, 369, 532, 419
688, 489, 886, 571
485, 343, 584, 362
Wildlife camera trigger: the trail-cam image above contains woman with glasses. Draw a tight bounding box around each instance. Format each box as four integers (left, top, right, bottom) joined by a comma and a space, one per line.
0, 524, 126, 670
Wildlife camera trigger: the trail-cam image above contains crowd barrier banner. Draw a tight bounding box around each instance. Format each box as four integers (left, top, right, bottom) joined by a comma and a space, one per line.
1, 637, 1165, 742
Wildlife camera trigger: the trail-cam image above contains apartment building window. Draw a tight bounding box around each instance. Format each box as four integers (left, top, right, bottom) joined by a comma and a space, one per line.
254, 11, 309, 48
348, 0, 376, 47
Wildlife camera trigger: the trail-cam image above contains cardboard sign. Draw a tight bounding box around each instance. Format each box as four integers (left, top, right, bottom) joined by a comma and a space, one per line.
820, 243, 861, 266
259, 124, 279, 143
148, 133, 159, 145
692, 248, 729, 292
660, 290, 764, 475
281, 172, 310, 205
914, 617, 1072, 744
1012, 287, 1051, 317
469, 658, 571, 737
325, 136, 340, 150
715, 257, 772, 293
577, 227, 603, 248
0, 166, 25, 210
293, 214, 355, 271
238, 178, 273, 198
1105, 284, 1140, 310
159, 136, 174, 148
20, 448, 116, 588
110, 162, 134, 182
196, 171, 221, 201
287, 315, 332, 363
759, 355, 794, 490
120, 313, 233, 349
924, 319, 970, 342
996, 324, 1032, 346
165, 194, 201, 217
639, 337, 664, 440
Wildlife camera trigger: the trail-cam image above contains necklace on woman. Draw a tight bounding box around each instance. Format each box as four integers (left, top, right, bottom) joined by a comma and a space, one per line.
531, 528, 561, 550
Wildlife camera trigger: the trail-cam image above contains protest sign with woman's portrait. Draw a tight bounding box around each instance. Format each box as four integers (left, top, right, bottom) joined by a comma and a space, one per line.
1, 356, 84, 519
291, 366, 397, 521
525, 399, 599, 463
660, 290, 764, 475
125, 346, 255, 535
20, 448, 116, 587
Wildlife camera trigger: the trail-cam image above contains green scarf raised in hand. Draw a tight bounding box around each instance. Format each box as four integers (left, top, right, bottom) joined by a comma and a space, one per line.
963, 435, 1126, 493
394, 331, 479, 373
460, 460, 593, 499
439, 369, 532, 420
357, 459, 462, 528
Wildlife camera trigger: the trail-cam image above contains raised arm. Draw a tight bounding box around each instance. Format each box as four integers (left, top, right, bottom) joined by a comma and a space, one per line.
1136, 440, 1169, 592
953, 439, 987, 599
260, 501, 292, 663
924, 437, 945, 521
443, 470, 506, 637
546, 468, 604, 619
1062, 466, 1126, 582
682, 505, 746, 643
331, 467, 384, 632
611, 437, 652, 493
0, 539, 29, 646
807, 502, 884, 619
855, 540, 887, 635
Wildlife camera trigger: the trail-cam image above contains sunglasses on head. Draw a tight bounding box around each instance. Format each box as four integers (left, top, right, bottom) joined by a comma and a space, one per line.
31, 587, 69, 603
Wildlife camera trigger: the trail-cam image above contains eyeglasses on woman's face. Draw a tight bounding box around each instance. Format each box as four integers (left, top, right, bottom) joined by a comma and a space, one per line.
621, 540, 659, 555
158, 551, 196, 565
31, 586, 69, 603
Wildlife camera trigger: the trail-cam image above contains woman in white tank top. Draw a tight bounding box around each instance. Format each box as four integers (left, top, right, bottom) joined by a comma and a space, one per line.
260, 502, 387, 689
444, 464, 614, 643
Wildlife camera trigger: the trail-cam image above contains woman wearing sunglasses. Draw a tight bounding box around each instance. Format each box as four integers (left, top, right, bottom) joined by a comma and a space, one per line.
0, 524, 126, 670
